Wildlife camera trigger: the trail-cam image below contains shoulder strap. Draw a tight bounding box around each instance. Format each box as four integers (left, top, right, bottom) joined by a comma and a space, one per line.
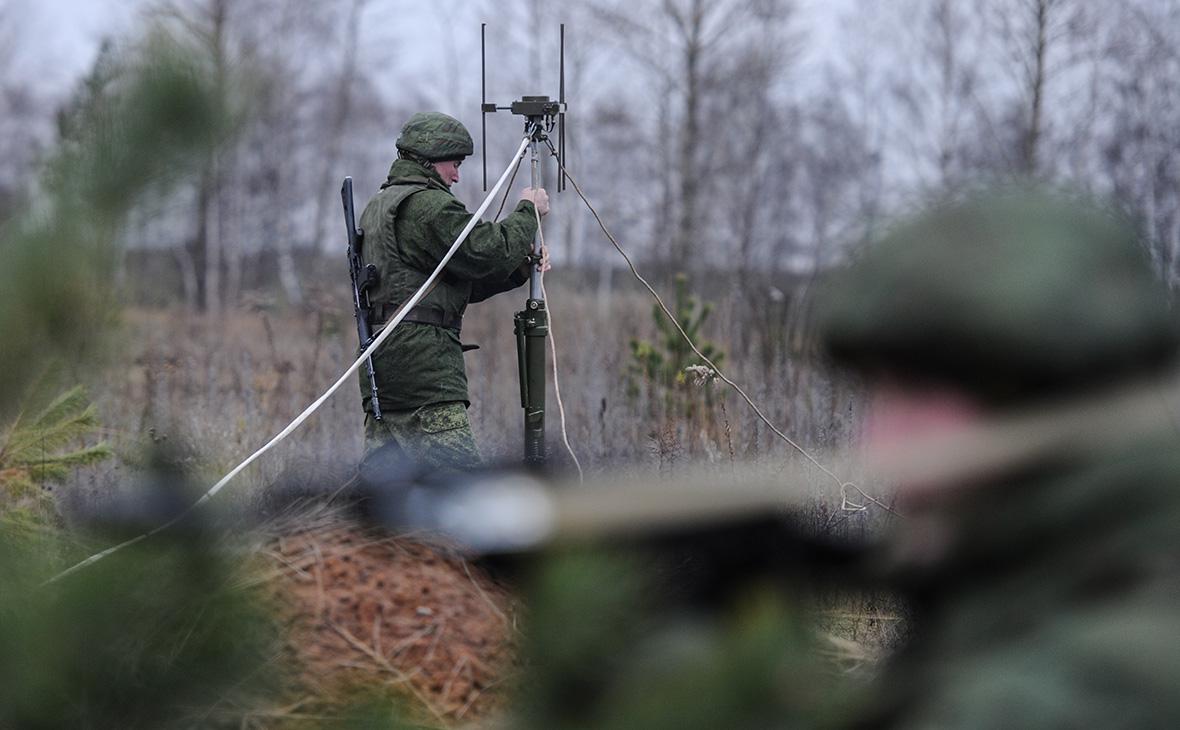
381, 182, 433, 269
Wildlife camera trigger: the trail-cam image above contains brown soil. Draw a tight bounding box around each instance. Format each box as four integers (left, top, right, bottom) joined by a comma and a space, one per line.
261, 517, 518, 726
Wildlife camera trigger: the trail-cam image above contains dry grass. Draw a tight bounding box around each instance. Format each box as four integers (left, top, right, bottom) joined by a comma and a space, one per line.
78, 277, 862, 494
57, 277, 896, 723
247, 510, 518, 727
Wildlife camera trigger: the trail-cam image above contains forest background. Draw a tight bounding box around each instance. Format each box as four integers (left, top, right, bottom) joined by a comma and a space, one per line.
2, 0, 1179, 516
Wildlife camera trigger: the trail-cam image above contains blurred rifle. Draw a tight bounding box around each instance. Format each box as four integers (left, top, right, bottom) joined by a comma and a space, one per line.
341, 176, 382, 422
349, 370, 1180, 602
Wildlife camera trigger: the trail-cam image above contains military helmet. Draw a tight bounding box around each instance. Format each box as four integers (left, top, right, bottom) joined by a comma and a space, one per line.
396, 111, 474, 162
815, 188, 1180, 405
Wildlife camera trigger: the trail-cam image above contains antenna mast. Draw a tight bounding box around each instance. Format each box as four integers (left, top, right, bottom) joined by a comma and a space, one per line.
481, 23, 568, 468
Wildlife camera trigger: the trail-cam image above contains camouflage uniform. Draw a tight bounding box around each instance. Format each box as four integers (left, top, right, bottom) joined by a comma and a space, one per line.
815, 190, 1180, 728
358, 112, 537, 468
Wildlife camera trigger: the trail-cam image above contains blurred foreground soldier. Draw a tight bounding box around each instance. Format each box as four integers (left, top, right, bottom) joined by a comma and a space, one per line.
358, 111, 550, 468
816, 189, 1180, 728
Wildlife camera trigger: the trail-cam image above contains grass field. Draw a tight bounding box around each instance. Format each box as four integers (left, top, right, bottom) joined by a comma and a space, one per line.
31, 274, 904, 722
72, 275, 874, 517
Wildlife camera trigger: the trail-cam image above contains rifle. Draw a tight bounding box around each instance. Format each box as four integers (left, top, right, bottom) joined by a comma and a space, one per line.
341, 176, 383, 422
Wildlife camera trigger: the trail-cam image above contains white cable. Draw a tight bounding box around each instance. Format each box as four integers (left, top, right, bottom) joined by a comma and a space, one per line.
45, 136, 534, 585
532, 198, 584, 483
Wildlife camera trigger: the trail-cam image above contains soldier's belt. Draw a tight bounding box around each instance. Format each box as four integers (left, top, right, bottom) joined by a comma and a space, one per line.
376, 302, 463, 333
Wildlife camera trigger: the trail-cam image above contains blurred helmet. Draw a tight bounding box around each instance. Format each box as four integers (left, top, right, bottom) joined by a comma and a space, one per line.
396, 112, 474, 162
815, 187, 1180, 405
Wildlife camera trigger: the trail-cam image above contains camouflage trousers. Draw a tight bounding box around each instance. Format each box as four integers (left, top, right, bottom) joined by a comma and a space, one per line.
363, 401, 482, 470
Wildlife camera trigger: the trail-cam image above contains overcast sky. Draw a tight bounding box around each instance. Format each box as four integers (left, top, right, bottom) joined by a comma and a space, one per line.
18, 0, 850, 99
18, 0, 145, 91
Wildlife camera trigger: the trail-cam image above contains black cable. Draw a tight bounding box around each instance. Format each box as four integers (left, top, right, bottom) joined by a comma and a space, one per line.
493, 154, 525, 222
540, 138, 894, 516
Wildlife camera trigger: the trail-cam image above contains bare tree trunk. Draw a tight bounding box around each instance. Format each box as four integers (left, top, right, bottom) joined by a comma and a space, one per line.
310, 0, 367, 271
226, 242, 242, 306
275, 217, 302, 307
596, 261, 613, 317
674, 0, 704, 266
657, 79, 675, 262
529, 0, 545, 86
186, 0, 228, 315
1023, 0, 1050, 176
191, 176, 210, 309
224, 162, 242, 305
1144, 170, 1160, 272
1169, 213, 1180, 291
174, 246, 199, 309
934, 0, 957, 183
204, 157, 222, 318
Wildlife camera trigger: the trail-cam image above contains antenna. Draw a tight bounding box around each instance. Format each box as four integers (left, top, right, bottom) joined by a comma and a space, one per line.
480, 24, 567, 189
559, 23, 566, 192
481, 22, 488, 191
479, 23, 571, 468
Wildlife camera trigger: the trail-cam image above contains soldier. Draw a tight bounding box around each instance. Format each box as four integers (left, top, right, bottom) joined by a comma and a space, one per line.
358, 111, 549, 469
814, 188, 1180, 728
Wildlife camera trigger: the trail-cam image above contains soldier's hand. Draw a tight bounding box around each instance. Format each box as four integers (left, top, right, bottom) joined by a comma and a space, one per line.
520, 187, 550, 217
538, 244, 552, 273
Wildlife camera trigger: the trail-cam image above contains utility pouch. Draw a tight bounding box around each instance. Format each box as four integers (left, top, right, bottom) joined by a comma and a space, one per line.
416, 402, 468, 434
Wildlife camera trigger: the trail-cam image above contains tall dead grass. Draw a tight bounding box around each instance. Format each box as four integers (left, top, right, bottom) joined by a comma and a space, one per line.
59, 273, 899, 708
72, 274, 871, 524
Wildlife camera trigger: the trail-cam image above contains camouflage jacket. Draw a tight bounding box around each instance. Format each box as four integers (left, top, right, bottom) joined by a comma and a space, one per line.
357, 158, 537, 413
850, 430, 1180, 728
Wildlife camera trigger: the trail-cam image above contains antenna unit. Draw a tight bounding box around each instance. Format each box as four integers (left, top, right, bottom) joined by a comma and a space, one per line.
480, 23, 567, 192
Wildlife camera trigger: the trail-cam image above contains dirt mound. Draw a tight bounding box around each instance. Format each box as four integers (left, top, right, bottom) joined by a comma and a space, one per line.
263, 518, 518, 725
